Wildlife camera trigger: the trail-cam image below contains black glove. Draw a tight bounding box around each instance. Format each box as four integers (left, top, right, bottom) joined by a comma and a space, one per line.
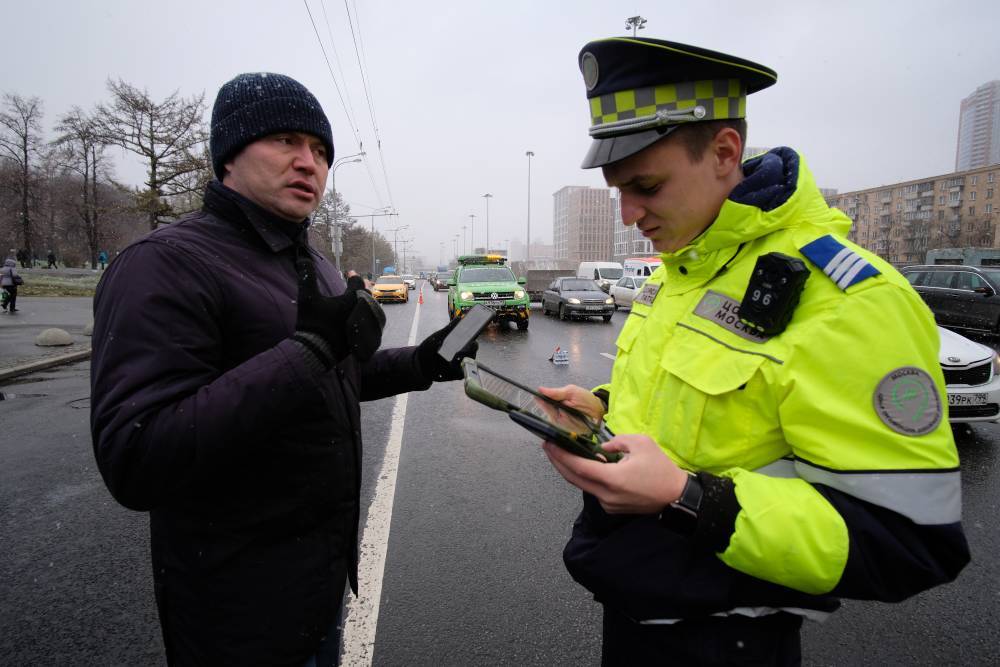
293, 254, 388, 367
416, 318, 479, 383
293, 256, 359, 366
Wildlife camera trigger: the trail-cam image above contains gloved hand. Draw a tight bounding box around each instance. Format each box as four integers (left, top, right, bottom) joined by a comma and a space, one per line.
293, 255, 359, 366
416, 318, 479, 383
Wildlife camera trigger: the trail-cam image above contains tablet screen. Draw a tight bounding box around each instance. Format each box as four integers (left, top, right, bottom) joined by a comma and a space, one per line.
473, 363, 598, 437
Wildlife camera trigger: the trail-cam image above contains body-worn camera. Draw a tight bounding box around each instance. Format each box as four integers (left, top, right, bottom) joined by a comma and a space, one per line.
738, 253, 809, 336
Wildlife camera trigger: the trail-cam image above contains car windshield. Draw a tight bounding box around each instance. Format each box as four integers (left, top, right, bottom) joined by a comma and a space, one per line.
376, 276, 404, 285
438, 272, 453, 280
598, 268, 623, 280
401, 275, 414, 280
979, 269, 1000, 284
460, 267, 515, 282
562, 279, 602, 291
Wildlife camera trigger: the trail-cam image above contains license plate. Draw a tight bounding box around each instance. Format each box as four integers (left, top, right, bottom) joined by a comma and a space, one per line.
484, 300, 504, 306
949, 392, 988, 406
585, 305, 603, 311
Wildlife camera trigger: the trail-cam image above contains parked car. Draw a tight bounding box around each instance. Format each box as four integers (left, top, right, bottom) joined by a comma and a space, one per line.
610, 275, 647, 311
939, 325, 1000, 423
401, 274, 416, 290
623, 257, 662, 277
432, 271, 454, 291
901, 264, 1000, 335
541, 277, 615, 322
372, 274, 408, 303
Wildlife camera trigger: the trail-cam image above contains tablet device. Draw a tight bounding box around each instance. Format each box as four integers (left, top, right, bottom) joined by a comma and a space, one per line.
438, 304, 495, 363
462, 358, 620, 462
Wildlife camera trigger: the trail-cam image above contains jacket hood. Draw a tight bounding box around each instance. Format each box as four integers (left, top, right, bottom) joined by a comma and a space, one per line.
662, 147, 850, 259
3, 258, 15, 267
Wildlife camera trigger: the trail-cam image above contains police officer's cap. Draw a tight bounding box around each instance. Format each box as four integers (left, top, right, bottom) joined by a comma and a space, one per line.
578, 37, 777, 169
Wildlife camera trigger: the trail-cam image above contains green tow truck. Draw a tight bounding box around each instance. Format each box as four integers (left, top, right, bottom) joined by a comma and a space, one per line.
448, 255, 530, 330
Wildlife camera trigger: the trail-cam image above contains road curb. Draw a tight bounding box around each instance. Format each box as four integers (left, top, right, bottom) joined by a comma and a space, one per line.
0, 348, 92, 383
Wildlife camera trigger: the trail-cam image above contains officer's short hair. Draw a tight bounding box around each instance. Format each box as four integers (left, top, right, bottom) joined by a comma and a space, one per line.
672, 119, 748, 164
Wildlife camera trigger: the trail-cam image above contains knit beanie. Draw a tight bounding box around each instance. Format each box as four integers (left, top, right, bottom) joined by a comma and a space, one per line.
210, 72, 334, 179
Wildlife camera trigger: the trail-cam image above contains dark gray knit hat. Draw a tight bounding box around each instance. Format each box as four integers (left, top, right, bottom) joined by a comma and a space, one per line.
210, 72, 334, 179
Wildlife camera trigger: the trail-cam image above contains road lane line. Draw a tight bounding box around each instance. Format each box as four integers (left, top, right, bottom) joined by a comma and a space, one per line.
600, 352, 616, 361
341, 298, 422, 666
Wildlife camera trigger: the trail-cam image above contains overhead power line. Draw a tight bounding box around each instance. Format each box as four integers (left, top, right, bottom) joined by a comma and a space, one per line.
344, 0, 395, 208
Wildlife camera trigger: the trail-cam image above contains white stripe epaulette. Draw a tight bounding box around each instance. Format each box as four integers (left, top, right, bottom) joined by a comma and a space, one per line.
799, 235, 880, 291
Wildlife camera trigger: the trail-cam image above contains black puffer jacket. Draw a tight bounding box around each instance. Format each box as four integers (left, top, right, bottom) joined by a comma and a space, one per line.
91, 182, 431, 665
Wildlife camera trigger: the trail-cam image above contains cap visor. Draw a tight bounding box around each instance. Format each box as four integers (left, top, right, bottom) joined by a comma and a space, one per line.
580, 125, 680, 169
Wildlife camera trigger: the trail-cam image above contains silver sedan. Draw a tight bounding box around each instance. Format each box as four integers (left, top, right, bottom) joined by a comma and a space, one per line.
610, 276, 647, 311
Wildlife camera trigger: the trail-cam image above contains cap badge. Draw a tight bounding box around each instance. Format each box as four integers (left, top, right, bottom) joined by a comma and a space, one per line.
582, 52, 599, 91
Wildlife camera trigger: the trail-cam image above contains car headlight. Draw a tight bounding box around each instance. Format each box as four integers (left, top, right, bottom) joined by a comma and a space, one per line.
460, 291, 474, 301
993, 353, 1000, 378
605, 297, 614, 304
568, 297, 581, 305
514, 289, 525, 299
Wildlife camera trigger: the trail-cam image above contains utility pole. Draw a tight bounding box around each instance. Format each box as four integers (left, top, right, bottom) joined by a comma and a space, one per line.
625, 15, 647, 37
525, 150, 534, 260
483, 193, 492, 252
461, 225, 467, 255
468, 214, 476, 253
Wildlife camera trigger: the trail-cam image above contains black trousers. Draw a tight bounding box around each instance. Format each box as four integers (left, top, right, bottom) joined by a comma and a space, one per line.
2, 286, 16, 311
602, 606, 803, 666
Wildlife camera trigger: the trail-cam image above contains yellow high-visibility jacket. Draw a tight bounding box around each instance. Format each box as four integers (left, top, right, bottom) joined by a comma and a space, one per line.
572, 148, 969, 619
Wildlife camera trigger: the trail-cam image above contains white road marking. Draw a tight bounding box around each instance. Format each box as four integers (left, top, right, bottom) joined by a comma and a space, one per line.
341, 298, 422, 666
600, 352, 616, 361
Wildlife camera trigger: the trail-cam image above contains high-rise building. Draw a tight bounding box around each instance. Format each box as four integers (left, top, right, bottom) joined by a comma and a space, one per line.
956, 80, 1000, 171
553, 186, 615, 263
611, 193, 657, 262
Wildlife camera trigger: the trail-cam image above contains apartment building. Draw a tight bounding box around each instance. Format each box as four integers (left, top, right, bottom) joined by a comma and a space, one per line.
553, 185, 615, 263
956, 80, 1000, 171
827, 164, 1000, 267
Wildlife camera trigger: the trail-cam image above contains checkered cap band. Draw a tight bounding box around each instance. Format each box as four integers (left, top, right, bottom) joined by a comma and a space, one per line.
589, 78, 746, 127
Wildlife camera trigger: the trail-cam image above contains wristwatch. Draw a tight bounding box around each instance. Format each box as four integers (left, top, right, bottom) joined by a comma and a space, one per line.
658, 472, 704, 536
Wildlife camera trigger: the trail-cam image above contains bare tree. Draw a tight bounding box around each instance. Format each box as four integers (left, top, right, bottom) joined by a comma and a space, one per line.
0, 93, 44, 262
54, 106, 117, 268
95, 79, 208, 230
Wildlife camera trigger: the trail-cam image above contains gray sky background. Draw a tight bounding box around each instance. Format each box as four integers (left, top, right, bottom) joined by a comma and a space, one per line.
3, 0, 998, 267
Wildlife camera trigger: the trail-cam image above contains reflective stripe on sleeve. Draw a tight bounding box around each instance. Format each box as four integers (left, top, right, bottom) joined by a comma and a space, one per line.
753, 457, 961, 525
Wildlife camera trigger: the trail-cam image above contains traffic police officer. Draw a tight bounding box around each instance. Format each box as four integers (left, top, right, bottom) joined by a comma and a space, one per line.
539, 36, 970, 665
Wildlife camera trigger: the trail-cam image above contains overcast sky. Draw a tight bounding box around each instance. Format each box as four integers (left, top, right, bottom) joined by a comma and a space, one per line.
3, 0, 998, 267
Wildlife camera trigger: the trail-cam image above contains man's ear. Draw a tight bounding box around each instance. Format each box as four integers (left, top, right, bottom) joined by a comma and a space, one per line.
712, 127, 743, 177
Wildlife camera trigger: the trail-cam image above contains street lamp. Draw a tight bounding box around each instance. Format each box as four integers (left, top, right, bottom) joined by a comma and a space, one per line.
468, 214, 476, 253
453, 234, 460, 260
330, 152, 364, 269
367, 206, 395, 277
482, 193, 492, 252
625, 15, 647, 37
387, 225, 410, 270
525, 150, 534, 260
461, 225, 467, 255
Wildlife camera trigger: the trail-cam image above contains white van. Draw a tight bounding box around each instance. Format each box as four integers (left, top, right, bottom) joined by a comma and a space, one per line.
577, 261, 624, 292
623, 256, 662, 277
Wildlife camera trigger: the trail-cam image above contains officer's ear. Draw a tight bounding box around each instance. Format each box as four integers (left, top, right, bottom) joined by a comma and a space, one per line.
710, 127, 743, 179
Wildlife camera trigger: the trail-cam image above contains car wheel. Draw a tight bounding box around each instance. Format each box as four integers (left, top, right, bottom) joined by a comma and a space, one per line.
603, 314, 612, 323
558, 304, 567, 321
517, 319, 529, 331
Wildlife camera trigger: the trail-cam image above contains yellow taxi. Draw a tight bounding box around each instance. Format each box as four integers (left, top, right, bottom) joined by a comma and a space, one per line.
372, 274, 409, 303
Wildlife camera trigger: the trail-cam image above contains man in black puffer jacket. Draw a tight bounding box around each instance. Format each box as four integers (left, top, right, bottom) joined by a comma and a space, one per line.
91, 73, 473, 666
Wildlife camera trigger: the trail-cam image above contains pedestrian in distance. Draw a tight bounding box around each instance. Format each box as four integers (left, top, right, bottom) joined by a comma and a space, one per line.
46, 250, 57, 269
1, 256, 22, 313
97, 249, 108, 270
90, 72, 478, 666
538, 36, 969, 665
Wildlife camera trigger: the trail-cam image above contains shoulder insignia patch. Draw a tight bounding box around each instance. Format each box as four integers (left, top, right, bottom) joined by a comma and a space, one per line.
800, 235, 880, 291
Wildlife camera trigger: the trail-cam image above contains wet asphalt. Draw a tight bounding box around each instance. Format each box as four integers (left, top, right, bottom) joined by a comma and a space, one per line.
0, 284, 997, 665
